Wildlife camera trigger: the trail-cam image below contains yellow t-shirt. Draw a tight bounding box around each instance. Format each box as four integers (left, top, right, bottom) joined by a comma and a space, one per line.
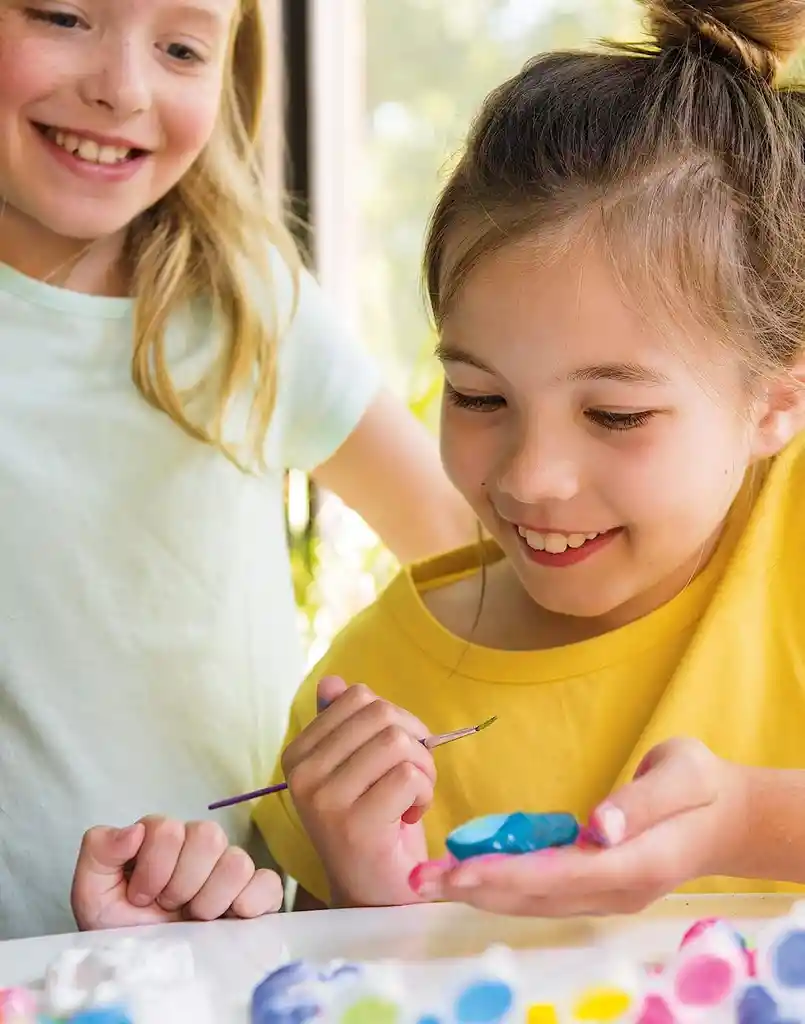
255, 435, 805, 903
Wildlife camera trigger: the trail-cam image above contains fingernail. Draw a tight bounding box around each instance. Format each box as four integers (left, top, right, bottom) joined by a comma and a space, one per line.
316, 695, 331, 713
577, 824, 608, 848
130, 892, 152, 908
115, 824, 139, 842
592, 803, 626, 846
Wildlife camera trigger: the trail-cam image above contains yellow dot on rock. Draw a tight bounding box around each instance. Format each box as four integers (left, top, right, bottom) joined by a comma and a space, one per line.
527, 1004, 560, 1023
339, 995, 400, 1024
572, 986, 632, 1021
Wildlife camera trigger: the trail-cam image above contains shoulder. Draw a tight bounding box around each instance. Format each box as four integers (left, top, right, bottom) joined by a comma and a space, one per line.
298, 541, 497, 705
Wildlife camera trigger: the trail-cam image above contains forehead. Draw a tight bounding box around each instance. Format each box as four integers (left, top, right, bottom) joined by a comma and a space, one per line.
441, 237, 736, 384
55, 0, 240, 22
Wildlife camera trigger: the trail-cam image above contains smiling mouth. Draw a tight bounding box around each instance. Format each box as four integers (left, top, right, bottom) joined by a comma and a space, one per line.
32, 122, 148, 165
517, 526, 620, 555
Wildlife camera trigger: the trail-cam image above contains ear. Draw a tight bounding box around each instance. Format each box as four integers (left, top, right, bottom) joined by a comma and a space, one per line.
750, 365, 805, 460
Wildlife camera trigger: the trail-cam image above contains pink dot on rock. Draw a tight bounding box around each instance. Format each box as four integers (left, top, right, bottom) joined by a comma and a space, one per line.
636, 994, 675, 1024
675, 953, 735, 1006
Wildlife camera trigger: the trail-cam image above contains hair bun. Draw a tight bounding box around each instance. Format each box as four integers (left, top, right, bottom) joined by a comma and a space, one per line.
644, 1, 805, 81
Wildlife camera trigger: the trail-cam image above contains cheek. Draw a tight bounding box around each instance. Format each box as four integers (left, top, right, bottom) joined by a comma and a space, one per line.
439, 409, 490, 501
619, 413, 750, 530
0, 39, 52, 118
156, 85, 223, 169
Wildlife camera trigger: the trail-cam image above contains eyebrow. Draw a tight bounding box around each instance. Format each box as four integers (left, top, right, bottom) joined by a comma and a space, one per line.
435, 344, 670, 386
170, 1, 227, 26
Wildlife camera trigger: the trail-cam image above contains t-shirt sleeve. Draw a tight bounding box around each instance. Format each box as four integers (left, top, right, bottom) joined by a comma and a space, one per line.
269, 249, 381, 472
252, 668, 331, 903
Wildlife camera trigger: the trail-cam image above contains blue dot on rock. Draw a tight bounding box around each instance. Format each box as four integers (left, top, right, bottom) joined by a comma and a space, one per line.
67, 1010, 134, 1024
737, 984, 779, 1024
454, 979, 514, 1023
773, 930, 805, 989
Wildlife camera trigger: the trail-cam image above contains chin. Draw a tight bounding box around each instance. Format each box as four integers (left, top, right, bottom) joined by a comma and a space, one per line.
36, 211, 130, 242
529, 590, 626, 620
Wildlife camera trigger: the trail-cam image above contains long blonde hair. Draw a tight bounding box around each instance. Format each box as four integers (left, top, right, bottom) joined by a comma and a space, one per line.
127, 0, 298, 470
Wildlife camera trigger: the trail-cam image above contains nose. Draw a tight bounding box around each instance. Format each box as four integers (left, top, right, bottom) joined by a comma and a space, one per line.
493, 418, 581, 506
78, 38, 151, 118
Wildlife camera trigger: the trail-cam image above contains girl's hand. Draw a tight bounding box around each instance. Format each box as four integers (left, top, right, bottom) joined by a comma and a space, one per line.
412, 738, 749, 916
283, 676, 436, 907
71, 817, 284, 930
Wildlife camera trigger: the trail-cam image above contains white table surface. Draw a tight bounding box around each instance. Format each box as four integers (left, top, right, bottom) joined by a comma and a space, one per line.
0, 895, 798, 1021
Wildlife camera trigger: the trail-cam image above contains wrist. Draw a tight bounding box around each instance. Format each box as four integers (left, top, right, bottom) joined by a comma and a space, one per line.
705, 759, 755, 879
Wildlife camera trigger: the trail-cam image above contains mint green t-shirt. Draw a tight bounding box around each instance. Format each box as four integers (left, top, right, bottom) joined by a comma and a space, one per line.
0, 251, 379, 938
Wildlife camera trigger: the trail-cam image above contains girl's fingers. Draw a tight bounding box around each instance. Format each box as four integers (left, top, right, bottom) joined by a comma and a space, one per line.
126, 817, 186, 908
283, 683, 384, 766
286, 697, 431, 796
592, 738, 718, 846
307, 726, 436, 819
354, 761, 436, 828
186, 847, 256, 922
438, 815, 693, 907
229, 869, 285, 918
156, 821, 229, 912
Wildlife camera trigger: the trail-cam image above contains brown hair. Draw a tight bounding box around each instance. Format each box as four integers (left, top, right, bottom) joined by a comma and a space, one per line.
128, 0, 299, 470
424, 0, 805, 376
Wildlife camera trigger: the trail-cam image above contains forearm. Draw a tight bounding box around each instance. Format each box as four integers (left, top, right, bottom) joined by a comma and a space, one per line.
725, 766, 805, 883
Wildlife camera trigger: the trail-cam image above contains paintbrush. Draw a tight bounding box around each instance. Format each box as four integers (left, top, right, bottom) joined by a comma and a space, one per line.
207, 715, 498, 811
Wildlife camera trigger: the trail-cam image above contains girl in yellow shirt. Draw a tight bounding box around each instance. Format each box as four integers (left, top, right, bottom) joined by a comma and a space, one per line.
252, 0, 805, 918
66, 0, 805, 928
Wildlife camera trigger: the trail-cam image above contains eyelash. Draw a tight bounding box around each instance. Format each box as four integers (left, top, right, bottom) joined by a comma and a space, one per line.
444, 384, 656, 432
24, 9, 203, 63
25, 8, 83, 29
165, 42, 202, 63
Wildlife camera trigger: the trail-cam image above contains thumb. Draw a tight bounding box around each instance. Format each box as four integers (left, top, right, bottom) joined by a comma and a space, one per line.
74, 823, 145, 881
71, 823, 146, 927
316, 674, 349, 713
589, 738, 717, 847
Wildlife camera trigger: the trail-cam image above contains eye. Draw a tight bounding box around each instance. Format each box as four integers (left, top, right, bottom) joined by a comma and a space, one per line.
445, 381, 506, 412
24, 8, 84, 29
586, 409, 656, 432
165, 41, 203, 63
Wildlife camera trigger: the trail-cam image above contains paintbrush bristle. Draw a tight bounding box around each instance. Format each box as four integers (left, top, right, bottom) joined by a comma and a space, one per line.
475, 715, 498, 732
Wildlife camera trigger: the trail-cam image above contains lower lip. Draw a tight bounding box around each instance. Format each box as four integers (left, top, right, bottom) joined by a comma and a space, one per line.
34, 125, 148, 183
517, 527, 622, 568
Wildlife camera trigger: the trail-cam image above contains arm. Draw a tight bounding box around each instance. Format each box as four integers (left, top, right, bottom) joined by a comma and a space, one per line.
725, 766, 805, 884
312, 390, 475, 564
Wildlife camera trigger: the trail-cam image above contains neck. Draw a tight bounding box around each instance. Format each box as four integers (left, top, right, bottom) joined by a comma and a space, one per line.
0, 203, 129, 296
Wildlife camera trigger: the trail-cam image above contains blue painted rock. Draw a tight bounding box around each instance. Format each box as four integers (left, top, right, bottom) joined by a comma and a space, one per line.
446, 812, 579, 861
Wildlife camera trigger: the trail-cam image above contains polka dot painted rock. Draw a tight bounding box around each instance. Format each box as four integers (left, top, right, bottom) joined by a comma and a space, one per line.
572, 985, 632, 1021
453, 979, 514, 1023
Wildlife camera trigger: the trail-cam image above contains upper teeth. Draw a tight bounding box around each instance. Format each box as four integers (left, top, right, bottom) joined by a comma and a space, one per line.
48, 129, 131, 165
518, 527, 601, 554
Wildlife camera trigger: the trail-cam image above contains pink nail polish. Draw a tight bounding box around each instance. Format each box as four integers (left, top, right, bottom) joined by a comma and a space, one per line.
591, 803, 626, 846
